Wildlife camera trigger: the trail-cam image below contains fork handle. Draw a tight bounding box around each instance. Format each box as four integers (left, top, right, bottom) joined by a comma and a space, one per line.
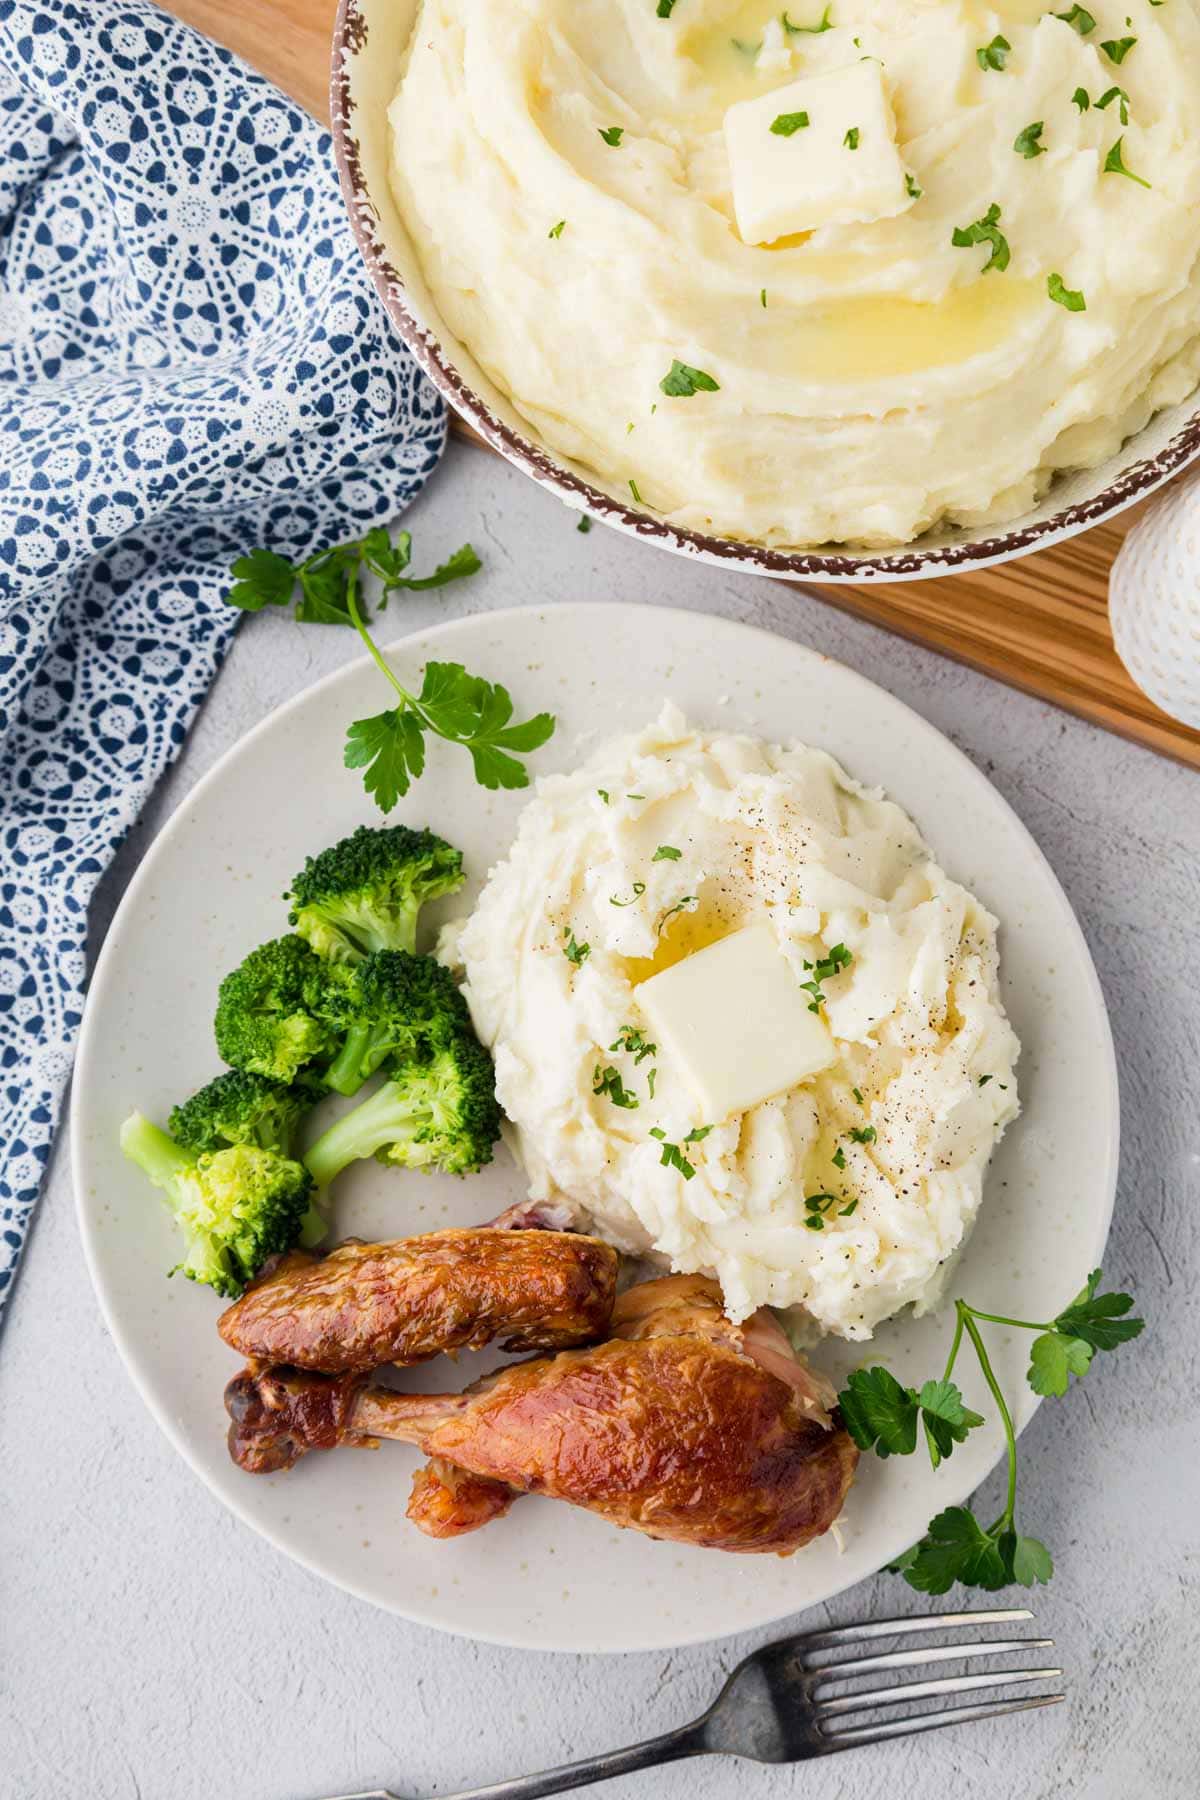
435, 1720, 706, 1800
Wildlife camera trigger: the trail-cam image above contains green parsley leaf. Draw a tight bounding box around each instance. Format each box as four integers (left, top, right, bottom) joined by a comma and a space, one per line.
976, 34, 1011, 69
1053, 1267, 1145, 1351
649, 1128, 697, 1180
597, 787, 609, 802
611, 1025, 657, 1064
839, 1197, 859, 1216
684, 1125, 713, 1142
548, 219, 566, 239
917, 1378, 986, 1469
782, 4, 833, 32
563, 929, 590, 966
1013, 120, 1046, 157
656, 0, 676, 15
978, 1073, 993, 1086
1027, 1330, 1094, 1396
629, 478, 645, 504
1103, 135, 1151, 186
1055, 4, 1096, 32
610, 881, 647, 907
852, 1086, 865, 1105
344, 709, 422, 813
1072, 86, 1090, 110
1101, 34, 1136, 61
848, 1124, 876, 1144
832, 1145, 847, 1169
760, 287, 767, 307
843, 126, 860, 149
593, 1064, 639, 1108
652, 844, 682, 861
839, 1367, 919, 1456
577, 515, 591, 533
770, 110, 811, 137
1011, 1534, 1055, 1587
599, 125, 624, 146
1047, 272, 1087, 311
227, 547, 297, 611
902, 1506, 1011, 1594
799, 942, 853, 1013
647, 1067, 657, 1098
660, 359, 721, 397
1096, 84, 1130, 124
905, 173, 923, 199
951, 202, 1011, 272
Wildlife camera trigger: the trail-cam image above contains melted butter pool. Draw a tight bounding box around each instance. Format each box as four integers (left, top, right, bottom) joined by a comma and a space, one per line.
766, 277, 1042, 381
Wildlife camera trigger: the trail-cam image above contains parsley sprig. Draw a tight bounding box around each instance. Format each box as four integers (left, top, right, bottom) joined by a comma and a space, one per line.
839, 1268, 1143, 1594
226, 533, 555, 810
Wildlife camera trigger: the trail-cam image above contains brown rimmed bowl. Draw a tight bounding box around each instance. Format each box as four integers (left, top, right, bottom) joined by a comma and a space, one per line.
330, 0, 1200, 584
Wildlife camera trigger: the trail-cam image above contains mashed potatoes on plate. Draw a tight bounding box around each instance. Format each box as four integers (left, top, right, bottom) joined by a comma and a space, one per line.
448, 707, 1019, 1337
389, 0, 1200, 548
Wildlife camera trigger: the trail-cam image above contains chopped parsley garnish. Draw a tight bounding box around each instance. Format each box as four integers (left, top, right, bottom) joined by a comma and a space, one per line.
951, 202, 1010, 273
611, 1025, 657, 1064
548, 219, 566, 239
593, 1064, 639, 1108
782, 4, 833, 32
1104, 135, 1151, 187
832, 1145, 847, 1170
978, 1073, 993, 1087
576, 516, 591, 534
610, 881, 647, 907
976, 34, 1011, 70
804, 1191, 839, 1229
849, 1124, 877, 1144
905, 173, 923, 199
840, 1267, 1143, 1595
650, 1127, 704, 1180
761, 287, 767, 307
652, 844, 682, 861
1055, 3, 1096, 32
839, 1198, 859, 1216
1097, 85, 1130, 125
629, 478, 645, 504
770, 110, 811, 138
656, 0, 676, 15
660, 359, 720, 397
844, 126, 860, 149
657, 895, 697, 935
1047, 272, 1086, 312
627, 792, 645, 800
799, 942, 852, 1013
1100, 34, 1136, 61
597, 787, 609, 802
599, 126, 624, 146
647, 1067, 657, 1098
1072, 86, 1090, 111
852, 1086, 865, 1105
563, 929, 590, 966
1013, 121, 1046, 158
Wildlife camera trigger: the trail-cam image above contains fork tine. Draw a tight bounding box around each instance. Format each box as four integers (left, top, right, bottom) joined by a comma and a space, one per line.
818, 1663, 1063, 1716
808, 1634, 1052, 1681
822, 1691, 1065, 1748
798, 1607, 1032, 1653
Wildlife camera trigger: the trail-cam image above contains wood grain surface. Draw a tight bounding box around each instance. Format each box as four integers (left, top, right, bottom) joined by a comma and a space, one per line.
163, 0, 1200, 770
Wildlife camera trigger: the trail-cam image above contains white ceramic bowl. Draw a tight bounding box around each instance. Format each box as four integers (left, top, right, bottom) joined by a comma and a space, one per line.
330, 0, 1200, 585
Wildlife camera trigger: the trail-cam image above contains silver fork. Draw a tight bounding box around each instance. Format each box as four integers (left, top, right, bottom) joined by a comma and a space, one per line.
319, 1607, 1063, 1800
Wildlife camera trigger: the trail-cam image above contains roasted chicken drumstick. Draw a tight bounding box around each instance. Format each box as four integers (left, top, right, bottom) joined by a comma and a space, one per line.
217, 1225, 618, 1371
225, 1274, 858, 1555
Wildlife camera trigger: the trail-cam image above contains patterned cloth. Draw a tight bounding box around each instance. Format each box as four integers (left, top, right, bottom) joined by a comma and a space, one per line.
0, 0, 447, 1315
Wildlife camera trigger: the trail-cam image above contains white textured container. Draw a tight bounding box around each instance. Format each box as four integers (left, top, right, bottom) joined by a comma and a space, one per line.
1110, 474, 1200, 729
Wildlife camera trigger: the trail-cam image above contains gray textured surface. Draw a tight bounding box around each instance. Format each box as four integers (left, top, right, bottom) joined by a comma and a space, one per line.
2, 441, 1197, 1800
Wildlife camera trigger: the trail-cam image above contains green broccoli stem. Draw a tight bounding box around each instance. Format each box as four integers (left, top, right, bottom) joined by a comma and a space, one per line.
324, 1021, 379, 1097
305, 1079, 425, 1189
119, 1112, 195, 1203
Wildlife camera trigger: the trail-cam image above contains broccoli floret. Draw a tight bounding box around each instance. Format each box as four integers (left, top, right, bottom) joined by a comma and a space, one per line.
305, 1023, 501, 1189
169, 1068, 319, 1157
286, 824, 464, 964
319, 949, 475, 1097
120, 1111, 321, 1298
214, 934, 338, 1082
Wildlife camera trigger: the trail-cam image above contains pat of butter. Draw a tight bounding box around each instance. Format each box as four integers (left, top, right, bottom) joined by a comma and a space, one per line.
634, 922, 836, 1121
724, 61, 912, 245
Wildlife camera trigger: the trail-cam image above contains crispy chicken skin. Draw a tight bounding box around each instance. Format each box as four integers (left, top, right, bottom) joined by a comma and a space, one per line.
225, 1274, 857, 1555
216, 1228, 619, 1371
407, 1457, 517, 1537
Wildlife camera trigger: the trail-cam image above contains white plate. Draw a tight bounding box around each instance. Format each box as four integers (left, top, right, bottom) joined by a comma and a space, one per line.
72, 603, 1119, 1653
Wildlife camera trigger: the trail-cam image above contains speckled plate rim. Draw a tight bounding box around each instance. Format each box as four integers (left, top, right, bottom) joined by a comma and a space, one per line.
71, 603, 1121, 1652
329, 0, 1200, 586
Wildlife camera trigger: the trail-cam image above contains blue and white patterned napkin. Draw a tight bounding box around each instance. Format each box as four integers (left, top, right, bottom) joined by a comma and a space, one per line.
0, 0, 447, 1316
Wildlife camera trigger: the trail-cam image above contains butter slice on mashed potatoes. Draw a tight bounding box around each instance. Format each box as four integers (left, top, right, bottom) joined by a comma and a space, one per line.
389, 0, 1200, 548
446, 707, 1020, 1338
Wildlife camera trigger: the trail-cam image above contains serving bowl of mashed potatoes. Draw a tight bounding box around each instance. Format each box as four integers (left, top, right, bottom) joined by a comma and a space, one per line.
332, 0, 1200, 575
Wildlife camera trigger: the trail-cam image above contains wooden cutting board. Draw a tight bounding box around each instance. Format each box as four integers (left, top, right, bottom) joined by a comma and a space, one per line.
165, 0, 1200, 770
